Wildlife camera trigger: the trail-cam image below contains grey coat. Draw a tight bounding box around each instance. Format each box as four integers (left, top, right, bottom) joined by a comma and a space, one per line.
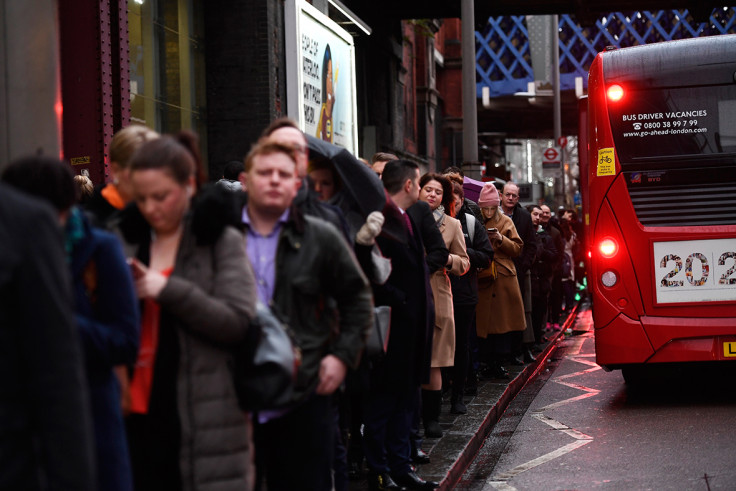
117, 204, 257, 491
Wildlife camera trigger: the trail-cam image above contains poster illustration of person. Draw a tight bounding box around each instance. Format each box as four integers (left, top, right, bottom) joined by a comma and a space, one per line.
317, 44, 336, 142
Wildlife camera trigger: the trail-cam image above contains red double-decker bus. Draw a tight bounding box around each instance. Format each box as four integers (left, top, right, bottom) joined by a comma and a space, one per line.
585, 35, 736, 383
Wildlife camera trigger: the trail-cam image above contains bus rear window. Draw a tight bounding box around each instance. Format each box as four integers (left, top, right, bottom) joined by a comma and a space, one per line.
608, 85, 736, 164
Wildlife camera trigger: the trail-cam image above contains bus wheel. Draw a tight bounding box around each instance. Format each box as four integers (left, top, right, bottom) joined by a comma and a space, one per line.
621, 365, 650, 387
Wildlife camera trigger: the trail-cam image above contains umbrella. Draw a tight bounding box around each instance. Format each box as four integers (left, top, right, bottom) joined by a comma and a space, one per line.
305, 135, 406, 243
462, 176, 485, 203
463, 176, 506, 203
306, 135, 384, 216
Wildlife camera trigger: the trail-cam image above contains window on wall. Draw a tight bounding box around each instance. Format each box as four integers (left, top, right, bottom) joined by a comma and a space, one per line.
128, 0, 207, 164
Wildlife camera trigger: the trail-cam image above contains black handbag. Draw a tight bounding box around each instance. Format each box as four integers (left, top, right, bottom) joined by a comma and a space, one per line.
232, 301, 300, 412
366, 306, 391, 357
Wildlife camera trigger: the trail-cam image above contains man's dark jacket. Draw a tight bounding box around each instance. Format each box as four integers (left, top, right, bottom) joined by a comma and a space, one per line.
450, 209, 494, 306
531, 226, 558, 298
371, 209, 434, 392
508, 204, 538, 275
249, 205, 374, 403
0, 184, 96, 490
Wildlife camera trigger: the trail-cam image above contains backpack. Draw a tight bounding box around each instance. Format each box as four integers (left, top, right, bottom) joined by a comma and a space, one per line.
465, 213, 476, 242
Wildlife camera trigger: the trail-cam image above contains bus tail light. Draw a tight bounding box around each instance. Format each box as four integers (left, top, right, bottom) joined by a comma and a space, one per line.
607, 84, 624, 102
599, 238, 618, 257
601, 270, 618, 287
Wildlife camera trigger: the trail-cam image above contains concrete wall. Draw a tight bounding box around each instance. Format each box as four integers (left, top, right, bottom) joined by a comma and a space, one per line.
0, 0, 61, 169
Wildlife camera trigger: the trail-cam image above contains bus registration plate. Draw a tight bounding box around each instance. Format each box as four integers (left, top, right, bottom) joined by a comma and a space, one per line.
653, 238, 736, 304
724, 342, 736, 358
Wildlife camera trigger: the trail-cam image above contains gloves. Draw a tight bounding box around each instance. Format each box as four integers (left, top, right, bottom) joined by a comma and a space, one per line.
355, 211, 385, 246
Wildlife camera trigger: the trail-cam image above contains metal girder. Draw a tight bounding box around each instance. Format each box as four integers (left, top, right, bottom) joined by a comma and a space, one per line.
345, 1, 726, 26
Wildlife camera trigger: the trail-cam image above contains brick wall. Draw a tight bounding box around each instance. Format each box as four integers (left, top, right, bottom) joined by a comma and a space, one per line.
203, 0, 285, 179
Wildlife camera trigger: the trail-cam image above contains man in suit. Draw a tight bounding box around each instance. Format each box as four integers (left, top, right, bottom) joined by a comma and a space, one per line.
362, 160, 439, 491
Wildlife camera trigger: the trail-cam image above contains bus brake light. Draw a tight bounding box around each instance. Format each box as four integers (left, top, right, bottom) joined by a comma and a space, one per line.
607, 84, 624, 102
599, 238, 618, 257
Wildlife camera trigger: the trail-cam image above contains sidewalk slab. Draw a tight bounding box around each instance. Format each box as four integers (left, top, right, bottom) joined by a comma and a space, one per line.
423, 306, 579, 490
348, 306, 579, 491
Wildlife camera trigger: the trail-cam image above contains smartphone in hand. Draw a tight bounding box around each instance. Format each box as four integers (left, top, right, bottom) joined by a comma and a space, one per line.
127, 258, 146, 279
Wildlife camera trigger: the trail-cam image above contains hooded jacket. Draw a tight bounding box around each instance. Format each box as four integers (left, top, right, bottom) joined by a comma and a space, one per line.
114, 187, 257, 491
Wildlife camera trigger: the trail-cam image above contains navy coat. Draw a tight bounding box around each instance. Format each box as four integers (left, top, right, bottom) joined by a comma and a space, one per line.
371, 209, 434, 392
0, 186, 96, 490
68, 209, 140, 491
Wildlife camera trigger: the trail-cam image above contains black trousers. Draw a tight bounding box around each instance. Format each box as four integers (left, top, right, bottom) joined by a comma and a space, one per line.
362, 386, 418, 476
254, 394, 335, 491
452, 304, 476, 396
531, 294, 549, 344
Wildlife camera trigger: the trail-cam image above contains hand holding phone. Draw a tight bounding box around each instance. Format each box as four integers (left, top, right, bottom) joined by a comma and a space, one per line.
127, 258, 147, 280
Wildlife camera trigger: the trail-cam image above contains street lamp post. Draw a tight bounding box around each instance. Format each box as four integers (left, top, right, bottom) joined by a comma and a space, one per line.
552, 14, 566, 207
462, 0, 480, 178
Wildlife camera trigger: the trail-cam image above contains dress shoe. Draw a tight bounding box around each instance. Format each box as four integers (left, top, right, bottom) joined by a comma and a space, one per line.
391, 470, 439, 490
348, 460, 363, 480
410, 448, 431, 464
451, 399, 467, 414
523, 349, 536, 363
505, 355, 524, 366
423, 420, 443, 438
367, 472, 403, 490
450, 393, 467, 414
479, 364, 509, 380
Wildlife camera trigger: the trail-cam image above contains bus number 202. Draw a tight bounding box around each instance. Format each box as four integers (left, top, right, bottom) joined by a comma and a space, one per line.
660, 252, 736, 287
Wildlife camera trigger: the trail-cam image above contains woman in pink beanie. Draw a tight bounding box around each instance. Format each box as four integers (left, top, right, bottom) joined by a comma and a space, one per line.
475, 182, 525, 380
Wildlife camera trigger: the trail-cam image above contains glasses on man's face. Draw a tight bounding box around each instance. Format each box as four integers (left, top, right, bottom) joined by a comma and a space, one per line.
504, 193, 519, 199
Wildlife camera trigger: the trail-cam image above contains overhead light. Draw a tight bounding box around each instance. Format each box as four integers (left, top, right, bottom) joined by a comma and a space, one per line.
328, 0, 371, 35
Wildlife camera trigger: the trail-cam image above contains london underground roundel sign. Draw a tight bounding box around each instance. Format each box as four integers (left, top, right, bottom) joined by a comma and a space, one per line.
543, 147, 559, 163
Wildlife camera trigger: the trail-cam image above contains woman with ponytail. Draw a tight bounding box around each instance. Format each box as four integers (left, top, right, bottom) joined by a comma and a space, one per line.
116, 131, 257, 491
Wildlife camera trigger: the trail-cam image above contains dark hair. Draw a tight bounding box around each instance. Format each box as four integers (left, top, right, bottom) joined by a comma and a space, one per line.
321, 44, 332, 102
526, 204, 542, 214
261, 117, 301, 139
442, 166, 464, 177
451, 180, 464, 201
244, 140, 298, 173
223, 160, 244, 180
371, 152, 398, 164
419, 172, 455, 216
382, 159, 418, 194
130, 131, 206, 188
1, 155, 77, 212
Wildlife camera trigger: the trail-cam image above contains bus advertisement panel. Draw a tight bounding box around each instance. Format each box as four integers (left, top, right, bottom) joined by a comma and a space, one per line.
585, 35, 736, 381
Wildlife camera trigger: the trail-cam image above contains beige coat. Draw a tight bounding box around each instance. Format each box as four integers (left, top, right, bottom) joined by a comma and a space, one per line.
430, 214, 470, 367
476, 210, 527, 337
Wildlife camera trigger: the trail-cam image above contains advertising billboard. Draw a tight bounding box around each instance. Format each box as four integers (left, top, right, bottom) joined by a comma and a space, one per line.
285, 0, 358, 154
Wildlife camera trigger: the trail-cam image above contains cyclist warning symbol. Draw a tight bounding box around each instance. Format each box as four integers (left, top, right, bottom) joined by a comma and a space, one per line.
597, 148, 615, 176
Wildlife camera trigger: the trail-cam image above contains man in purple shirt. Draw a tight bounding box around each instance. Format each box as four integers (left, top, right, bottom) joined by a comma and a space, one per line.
239, 139, 373, 491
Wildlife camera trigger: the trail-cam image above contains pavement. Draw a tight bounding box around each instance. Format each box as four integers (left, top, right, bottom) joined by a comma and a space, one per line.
348, 304, 583, 491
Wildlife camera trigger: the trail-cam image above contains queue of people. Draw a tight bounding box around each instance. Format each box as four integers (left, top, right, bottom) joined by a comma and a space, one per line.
0, 119, 581, 491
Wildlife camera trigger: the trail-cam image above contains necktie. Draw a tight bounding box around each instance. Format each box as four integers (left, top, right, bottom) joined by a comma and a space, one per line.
403, 212, 414, 237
